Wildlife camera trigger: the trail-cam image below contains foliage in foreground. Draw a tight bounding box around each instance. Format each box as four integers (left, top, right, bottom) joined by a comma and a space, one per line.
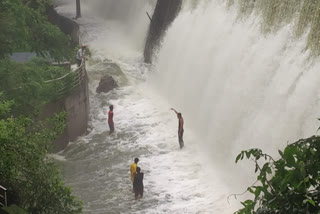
234, 136, 320, 213
1, 204, 27, 214
0, 98, 82, 213
0, 0, 72, 60
0, 58, 75, 116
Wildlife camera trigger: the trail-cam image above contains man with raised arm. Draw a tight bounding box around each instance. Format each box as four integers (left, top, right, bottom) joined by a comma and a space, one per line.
171, 108, 184, 149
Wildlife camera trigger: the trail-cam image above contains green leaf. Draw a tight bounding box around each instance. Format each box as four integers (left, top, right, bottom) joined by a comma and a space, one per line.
266, 166, 272, 174
308, 199, 316, 207
247, 187, 254, 194
255, 163, 259, 173
286, 154, 295, 166
300, 167, 306, 178
246, 151, 250, 159
254, 186, 262, 200
297, 180, 304, 188
235, 136, 320, 214
278, 149, 284, 157
284, 146, 297, 158
236, 153, 242, 163
261, 163, 270, 174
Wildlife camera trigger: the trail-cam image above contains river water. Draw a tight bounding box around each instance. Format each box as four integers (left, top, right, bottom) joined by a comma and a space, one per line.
54, 1, 320, 213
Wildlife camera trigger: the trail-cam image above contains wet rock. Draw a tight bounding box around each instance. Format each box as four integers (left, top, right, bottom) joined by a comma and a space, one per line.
46, 6, 79, 47
96, 75, 118, 94
144, 0, 182, 63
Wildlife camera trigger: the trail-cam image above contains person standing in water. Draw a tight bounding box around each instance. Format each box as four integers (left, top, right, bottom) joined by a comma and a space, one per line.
130, 158, 139, 188
171, 108, 184, 149
108, 105, 114, 135
133, 167, 144, 199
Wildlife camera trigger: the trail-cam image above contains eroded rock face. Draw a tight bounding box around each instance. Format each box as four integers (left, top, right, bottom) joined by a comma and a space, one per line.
46, 6, 80, 47
96, 75, 118, 94
144, 0, 182, 63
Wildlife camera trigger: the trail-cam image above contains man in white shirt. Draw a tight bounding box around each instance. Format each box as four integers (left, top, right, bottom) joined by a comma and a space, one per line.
76, 44, 87, 66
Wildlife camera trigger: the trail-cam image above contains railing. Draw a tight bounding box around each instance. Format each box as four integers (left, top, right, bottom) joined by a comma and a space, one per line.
0, 185, 7, 207
45, 59, 87, 97
3, 60, 87, 97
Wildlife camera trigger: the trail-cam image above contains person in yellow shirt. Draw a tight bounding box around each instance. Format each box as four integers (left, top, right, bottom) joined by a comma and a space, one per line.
130, 158, 139, 187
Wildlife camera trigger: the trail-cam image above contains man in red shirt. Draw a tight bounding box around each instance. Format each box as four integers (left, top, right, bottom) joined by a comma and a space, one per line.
171, 108, 184, 149
108, 105, 114, 135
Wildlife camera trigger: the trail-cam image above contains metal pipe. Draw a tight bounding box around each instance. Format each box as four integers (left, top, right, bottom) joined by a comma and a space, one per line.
146, 11, 152, 22
4, 191, 6, 207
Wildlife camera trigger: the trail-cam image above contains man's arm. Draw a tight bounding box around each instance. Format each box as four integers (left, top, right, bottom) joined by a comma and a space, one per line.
171, 108, 178, 115
82, 53, 88, 60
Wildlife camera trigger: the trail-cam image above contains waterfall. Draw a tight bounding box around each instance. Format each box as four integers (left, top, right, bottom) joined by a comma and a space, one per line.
151, 0, 320, 172
55, 0, 155, 60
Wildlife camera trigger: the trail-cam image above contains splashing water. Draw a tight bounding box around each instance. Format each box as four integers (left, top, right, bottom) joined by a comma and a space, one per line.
151, 0, 320, 192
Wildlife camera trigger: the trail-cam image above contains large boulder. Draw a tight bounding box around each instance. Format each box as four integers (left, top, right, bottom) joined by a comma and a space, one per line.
96, 75, 118, 94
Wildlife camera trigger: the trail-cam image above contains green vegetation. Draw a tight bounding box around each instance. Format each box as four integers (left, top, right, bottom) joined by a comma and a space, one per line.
0, 0, 83, 213
0, 58, 75, 116
0, 98, 82, 213
234, 136, 320, 213
0, 0, 72, 60
2, 205, 27, 214
228, 0, 320, 56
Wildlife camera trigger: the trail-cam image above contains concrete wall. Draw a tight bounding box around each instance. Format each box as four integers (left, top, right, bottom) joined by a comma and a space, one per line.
41, 70, 89, 152
42, 6, 89, 152
64, 73, 89, 145
144, 0, 182, 63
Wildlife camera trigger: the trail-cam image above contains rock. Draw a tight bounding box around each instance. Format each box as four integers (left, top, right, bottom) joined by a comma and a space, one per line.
46, 6, 80, 47
96, 75, 118, 94
144, 0, 182, 63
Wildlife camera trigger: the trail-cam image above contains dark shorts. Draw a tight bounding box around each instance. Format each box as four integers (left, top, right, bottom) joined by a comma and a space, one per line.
178, 129, 184, 149
108, 122, 114, 132
134, 187, 143, 197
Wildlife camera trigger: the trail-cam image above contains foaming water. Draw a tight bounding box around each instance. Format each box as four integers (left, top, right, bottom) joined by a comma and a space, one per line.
55, 0, 154, 61
151, 0, 320, 188
61, 82, 237, 213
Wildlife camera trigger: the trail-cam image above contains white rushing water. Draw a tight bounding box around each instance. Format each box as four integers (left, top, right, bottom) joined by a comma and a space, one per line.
151, 0, 320, 181
55, 0, 320, 213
